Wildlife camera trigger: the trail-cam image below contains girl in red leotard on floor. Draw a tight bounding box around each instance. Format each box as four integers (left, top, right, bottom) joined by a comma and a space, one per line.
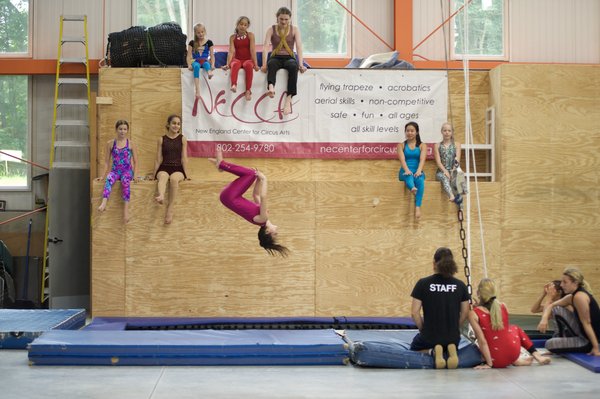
209, 148, 288, 257
469, 278, 551, 368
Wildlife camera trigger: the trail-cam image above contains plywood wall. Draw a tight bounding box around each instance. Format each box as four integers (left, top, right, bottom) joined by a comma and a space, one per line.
490, 64, 600, 310
91, 65, 599, 318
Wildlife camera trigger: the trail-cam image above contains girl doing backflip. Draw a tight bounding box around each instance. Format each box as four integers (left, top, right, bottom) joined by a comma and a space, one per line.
209, 148, 289, 256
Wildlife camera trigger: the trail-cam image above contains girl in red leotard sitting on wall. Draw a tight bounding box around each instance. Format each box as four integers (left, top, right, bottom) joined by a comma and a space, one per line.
222, 16, 260, 101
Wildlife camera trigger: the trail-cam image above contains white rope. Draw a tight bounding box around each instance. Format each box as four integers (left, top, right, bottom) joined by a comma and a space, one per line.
440, 0, 454, 125
460, 0, 488, 279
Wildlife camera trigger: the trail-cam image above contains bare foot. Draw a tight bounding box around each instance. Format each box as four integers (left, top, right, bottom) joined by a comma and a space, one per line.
283, 98, 292, 115
533, 352, 552, 365
123, 208, 130, 224
513, 357, 534, 366
231, 84, 237, 93
415, 207, 421, 220
245, 90, 252, 101
448, 196, 455, 202
208, 70, 214, 79
155, 195, 164, 205
208, 148, 223, 171
410, 187, 418, 195
267, 84, 275, 98
165, 209, 174, 224
98, 199, 107, 212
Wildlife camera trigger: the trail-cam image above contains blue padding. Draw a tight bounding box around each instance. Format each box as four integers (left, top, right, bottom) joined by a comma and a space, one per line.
28, 354, 347, 366
29, 329, 349, 366
531, 338, 547, 348
0, 309, 86, 349
344, 330, 481, 369
84, 316, 416, 331
562, 353, 600, 373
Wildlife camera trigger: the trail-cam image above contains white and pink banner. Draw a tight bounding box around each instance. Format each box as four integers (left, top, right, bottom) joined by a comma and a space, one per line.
181, 69, 447, 159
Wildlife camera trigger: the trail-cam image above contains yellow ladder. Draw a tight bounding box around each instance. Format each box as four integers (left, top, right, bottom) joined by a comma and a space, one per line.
41, 15, 91, 306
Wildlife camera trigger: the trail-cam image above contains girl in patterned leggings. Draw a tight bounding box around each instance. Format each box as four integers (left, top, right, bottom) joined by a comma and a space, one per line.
97, 120, 138, 223
434, 123, 462, 204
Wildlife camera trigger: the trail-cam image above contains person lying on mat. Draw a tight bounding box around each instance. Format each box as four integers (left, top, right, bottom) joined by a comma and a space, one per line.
208, 148, 289, 257
469, 278, 551, 368
538, 267, 600, 356
409, 247, 469, 368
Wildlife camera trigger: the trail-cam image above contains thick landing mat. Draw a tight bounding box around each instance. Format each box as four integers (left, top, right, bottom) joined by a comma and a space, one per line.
344, 330, 481, 369
509, 314, 554, 340
0, 309, 86, 349
84, 316, 416, 331
28, 329, 349, 366
561, 353, 600, 373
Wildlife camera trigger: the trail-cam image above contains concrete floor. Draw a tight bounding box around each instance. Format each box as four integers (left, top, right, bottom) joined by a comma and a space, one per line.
1, 349, 598, 399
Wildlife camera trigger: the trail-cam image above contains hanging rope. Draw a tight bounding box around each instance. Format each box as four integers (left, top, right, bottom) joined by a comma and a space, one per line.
146, 30, 166, 66
0, 207, 47, 227
440, 0, 454, 126
460, 0, 489, 280
0, 150, 49, 171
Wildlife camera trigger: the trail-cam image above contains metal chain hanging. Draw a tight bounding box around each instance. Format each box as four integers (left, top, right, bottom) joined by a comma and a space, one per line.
457, 207, 472, 304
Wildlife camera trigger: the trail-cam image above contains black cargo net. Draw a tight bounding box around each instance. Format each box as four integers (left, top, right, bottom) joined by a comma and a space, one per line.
107, 22, 187, 67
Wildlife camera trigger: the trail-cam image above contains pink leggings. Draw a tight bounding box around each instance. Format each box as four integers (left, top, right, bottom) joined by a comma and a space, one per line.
218, 160, 256, 209
230, 59, 254, 91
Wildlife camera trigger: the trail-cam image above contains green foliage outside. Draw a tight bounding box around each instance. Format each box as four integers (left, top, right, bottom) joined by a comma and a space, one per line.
137, 0, 189, 35
0, 0, 28, 53
454, 0, 504, 57
0, 0, 29, 187
297, 0, 348, 55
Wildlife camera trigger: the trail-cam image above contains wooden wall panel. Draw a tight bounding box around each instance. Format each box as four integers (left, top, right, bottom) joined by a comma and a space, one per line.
91, 68, 501, 317
491, 64, 600, 314
91, 177, 500, 317
91, 182, 126, 315
92, 66, 599, 318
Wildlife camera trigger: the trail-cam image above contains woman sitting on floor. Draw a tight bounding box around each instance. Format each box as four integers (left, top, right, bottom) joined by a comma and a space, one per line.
469, 278, 551, 368
538, 267, 600, 356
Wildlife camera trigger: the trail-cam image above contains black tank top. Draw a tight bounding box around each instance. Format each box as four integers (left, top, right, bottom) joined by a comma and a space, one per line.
161, 134, 183, 166
574, 287, 600, 340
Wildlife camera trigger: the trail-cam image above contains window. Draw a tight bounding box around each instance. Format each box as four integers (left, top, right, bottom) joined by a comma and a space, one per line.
0, 0, 31, 57
296, 0, 350, 57
0, 75, 30, 189
452, 0, 506, 60
134, 0, 190, 35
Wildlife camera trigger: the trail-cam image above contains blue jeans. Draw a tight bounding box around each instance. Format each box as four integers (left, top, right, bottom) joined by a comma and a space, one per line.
349, 336, 482, 369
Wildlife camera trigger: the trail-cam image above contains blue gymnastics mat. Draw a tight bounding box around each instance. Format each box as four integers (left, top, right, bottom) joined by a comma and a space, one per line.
84, 316, 416, 331
527, 338, 599, 373
28, 329, 349, 366
0, 309, 86, 349
344, 330, 481, 369
561, 353, 600, 373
